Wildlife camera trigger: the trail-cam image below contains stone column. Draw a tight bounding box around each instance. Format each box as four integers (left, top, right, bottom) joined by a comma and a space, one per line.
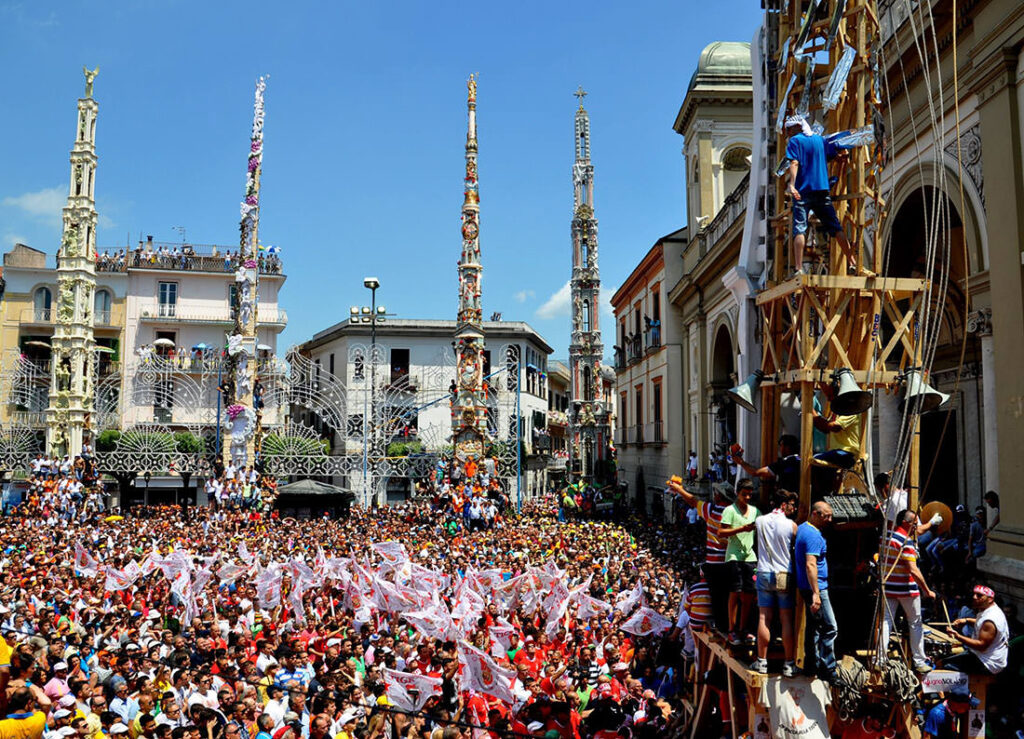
973, 45, 1024, 595
979, 328, 997, 493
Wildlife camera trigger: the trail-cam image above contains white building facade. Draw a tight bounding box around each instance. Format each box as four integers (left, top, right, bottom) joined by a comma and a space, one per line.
296, 319, 553, 505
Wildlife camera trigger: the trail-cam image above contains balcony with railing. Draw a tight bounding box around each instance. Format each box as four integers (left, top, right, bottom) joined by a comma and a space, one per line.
95, 310, 112, 326
643, 325, 662, 353
626, 335, 643, 364
21, 308, 53, 325
613, 346, 625, 371
96, 241, 284, 276
645, 420, 665, 445
630, 423, 644, 445
613, 427, 628, 447
684, 172, 749, 276
388, 370, 418, 392
9, 410, 46, 428
138, 305, 288, 326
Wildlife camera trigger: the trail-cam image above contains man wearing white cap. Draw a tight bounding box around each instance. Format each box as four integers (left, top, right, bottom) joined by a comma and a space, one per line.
784, 115, 856, 275
43, 663, 70, 702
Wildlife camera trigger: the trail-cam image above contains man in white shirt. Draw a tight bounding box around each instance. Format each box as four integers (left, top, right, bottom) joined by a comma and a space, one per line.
946, 584, 1009, 674
752, 489, 798, 676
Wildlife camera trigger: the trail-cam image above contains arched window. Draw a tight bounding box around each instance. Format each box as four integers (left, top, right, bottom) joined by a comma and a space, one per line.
94, 289, 111, 324
583, 366, 593, 401
722, 146, 752, 171
582, 300, 591, 332
34, 287, 52, 321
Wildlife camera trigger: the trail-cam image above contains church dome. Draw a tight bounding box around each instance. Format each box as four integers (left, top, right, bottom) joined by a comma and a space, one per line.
688, 41, 752, 92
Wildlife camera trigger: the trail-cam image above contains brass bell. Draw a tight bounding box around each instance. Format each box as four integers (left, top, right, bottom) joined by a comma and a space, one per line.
727, 370, 764, 414
830, 368, 873, 415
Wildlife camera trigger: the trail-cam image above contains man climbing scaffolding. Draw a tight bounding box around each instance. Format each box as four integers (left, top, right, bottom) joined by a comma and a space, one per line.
785, 115, 858, 275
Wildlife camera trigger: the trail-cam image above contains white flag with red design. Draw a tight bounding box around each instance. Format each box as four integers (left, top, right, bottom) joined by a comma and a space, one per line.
382, 668, 442, 711
576, 594, 613, 621
372, 541, 409, 567
104, 565, 135, 592
74, 543, 100, 576
615, 581, 644, 614
620, 606, 672, 636
458, 642, 516, 704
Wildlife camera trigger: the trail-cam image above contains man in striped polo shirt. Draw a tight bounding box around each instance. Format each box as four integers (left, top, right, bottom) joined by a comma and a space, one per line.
880, 509, 936, 674
667, 478, 730, 633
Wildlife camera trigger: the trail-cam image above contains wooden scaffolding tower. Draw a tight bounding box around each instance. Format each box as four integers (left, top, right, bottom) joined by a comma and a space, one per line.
757, 0, 929, 512
688, 1, 934, 735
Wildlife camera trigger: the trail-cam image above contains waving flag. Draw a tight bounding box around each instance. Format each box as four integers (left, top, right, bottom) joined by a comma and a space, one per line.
372, 541, 409, 567
458, 642, 515, 703
74, 543, 100, 576
382, 668, 443, 710
104, 566, 135, 592
615, 581, 644, 615
576, 594, 613, 621
405, 606, 455, 641
621, 606, 673, 637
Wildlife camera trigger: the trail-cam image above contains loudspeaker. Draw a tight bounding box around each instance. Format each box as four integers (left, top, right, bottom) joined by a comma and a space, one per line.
899, 368, 950, 413
830, 368, 873, 415
727, 370, 765, 414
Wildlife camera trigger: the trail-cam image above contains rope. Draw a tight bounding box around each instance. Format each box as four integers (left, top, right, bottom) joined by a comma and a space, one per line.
835, 657, 870, 720
878, 657, 920, 705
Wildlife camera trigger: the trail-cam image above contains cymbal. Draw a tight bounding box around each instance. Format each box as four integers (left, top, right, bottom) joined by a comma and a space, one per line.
920, 501, 953, 535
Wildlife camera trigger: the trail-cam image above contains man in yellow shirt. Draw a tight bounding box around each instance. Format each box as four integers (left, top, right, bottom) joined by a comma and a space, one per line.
0, 687, 48, 739
812, 386, 862, 469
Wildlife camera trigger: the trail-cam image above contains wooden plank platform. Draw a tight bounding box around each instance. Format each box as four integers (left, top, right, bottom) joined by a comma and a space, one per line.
755, 275, 929, 305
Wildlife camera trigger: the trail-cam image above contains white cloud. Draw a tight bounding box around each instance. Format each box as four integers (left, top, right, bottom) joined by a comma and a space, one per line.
514, 289, 535, 303
98, 214, 116, 229
536, 281, 571, 319
2, 185, 65, 220
2, 233, 28, 249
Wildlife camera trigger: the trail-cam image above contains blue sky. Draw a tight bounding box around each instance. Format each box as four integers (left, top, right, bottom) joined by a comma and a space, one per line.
0, 1, 763, 359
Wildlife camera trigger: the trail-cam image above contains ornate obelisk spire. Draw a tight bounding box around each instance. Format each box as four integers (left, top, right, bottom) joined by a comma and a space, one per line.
225, 76, 267, 468
452, 74, 488, 464
568, 86, 606, 482
46, 67, 101, 458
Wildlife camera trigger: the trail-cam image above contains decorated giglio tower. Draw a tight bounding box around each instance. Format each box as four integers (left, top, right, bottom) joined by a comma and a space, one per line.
452, 75, 489, 463
46, 67, 101, 458
225, 76, 267, 468
568, 87, 607, 482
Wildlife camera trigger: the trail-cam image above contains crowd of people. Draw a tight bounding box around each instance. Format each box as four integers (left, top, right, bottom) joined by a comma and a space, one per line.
4, 438, 1024, 739
0, 483, 709, 739
93, 245, 282, 275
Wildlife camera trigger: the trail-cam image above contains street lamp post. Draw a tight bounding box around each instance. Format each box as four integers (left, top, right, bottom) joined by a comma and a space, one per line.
355, 277, 386, 508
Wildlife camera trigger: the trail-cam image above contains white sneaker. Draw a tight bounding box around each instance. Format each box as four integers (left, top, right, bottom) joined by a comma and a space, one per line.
751, 658, 768, 674
783, 661, 797, 678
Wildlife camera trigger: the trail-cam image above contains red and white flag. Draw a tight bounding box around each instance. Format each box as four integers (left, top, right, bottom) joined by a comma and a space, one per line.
576, 594, 613, 621
620, 606, 672, 637
104, 566, 135, 592
73, 543, 100, 576
373, 541, 409, 567
458, 642, 515, 704
382, 668, 442, 711
615, 581, 644, 615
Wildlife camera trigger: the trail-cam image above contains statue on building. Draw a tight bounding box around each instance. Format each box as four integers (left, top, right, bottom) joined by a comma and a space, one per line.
83, 66, 99, 98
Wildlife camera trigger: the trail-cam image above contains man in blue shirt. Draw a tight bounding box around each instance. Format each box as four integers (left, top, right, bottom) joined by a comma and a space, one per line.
784, 116, 856, 275
922, 690, 975, 739
795, 501, 837, 682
